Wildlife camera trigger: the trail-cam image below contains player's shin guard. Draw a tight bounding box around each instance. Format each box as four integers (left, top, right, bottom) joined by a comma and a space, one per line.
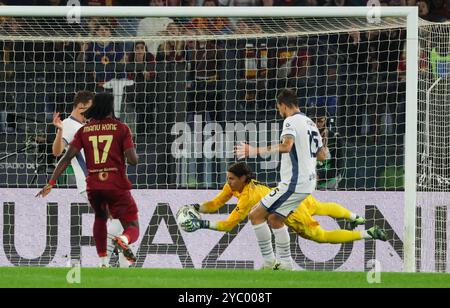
93, 216, 108, 257
253, 222, 276, 267
272, 225, 293, 268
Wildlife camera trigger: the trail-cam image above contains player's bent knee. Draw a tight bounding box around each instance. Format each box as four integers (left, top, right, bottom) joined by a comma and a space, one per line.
267, 214, 284, 229
249, 205, 267, 225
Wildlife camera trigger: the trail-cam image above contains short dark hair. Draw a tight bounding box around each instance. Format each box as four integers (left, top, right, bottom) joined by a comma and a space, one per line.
83, 93, 115, 121
277, 89, 298, 108
73, 91, 94, 109
228, 162, 255, 183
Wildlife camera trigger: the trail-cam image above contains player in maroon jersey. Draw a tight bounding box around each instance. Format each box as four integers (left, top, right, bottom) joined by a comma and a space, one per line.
36, 93, 139, 267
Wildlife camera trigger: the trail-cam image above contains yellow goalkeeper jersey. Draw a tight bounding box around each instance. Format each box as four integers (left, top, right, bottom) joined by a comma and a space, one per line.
201, 180, 272, 232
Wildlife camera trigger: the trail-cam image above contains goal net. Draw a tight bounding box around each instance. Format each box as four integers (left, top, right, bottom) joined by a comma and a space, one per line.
0, 6, 445, 272
417, 21, 450, 273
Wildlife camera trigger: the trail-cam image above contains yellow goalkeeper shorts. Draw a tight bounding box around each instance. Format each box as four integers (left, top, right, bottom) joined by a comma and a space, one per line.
285, 194, 321, 240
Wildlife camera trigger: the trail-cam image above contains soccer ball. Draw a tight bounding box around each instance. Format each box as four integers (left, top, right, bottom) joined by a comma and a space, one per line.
176, 205, 201, 230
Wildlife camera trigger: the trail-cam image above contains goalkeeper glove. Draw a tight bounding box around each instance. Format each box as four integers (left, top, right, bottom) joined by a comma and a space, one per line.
189, 203, 201, 212
184, 218, 210, 232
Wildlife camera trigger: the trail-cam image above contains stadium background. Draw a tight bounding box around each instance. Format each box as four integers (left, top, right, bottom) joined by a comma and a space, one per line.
2, 0, 439, 191
0, 1, 449, 283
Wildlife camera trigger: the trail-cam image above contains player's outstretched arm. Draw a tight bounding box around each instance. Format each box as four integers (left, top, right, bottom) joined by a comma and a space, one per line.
52, 112, 65, 157
185, 198, 248, 233
36, 145, 80, 198
235, 136, 294, 159
200, 185, 233, 213
125, 148, 139, 166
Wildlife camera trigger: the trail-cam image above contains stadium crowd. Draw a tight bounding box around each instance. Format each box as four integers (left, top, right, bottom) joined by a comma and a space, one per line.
0, 0, 446, 190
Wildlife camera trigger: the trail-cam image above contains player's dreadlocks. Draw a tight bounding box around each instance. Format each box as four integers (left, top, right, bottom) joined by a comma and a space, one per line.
83, 92, 116, 121
228, 162, 255, 183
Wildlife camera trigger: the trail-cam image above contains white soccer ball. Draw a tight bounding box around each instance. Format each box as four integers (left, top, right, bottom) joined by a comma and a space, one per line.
176, 205, 201, 230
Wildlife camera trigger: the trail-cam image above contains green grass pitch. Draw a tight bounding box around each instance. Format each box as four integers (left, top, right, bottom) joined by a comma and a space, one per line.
0, 267, 449, 288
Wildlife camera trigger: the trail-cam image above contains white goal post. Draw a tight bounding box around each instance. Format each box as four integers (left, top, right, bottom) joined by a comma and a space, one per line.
0, 6, 420, 272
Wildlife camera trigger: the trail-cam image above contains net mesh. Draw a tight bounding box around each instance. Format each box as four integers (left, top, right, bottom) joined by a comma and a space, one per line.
0, 12, 447, 272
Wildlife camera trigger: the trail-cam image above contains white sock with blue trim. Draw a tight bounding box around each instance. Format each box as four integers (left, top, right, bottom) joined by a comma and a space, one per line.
253, 221, 276, 266
272, 225, 293, 267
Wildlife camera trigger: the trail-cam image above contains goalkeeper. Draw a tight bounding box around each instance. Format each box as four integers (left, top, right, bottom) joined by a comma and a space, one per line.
184, 163, 385, 246
184, 162, 271, 232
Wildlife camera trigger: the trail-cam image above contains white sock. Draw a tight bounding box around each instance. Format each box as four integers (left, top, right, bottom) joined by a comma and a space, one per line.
209, 221, 218, 230
349, 213, 357, 221
253, 222, 276, 265
100, 256, 109, 268
106, 232, 116, 264
272, 225, 293, 265
361, 230, 371, 239
107, 219, 131, 267
118, 254, 131, 268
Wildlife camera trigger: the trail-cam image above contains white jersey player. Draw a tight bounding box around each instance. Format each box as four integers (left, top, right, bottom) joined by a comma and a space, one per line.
52, 91, 131, 268
235, 89, 330, 271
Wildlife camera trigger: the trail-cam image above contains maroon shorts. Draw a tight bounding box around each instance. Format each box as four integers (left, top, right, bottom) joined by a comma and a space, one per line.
87, 189, 138, 223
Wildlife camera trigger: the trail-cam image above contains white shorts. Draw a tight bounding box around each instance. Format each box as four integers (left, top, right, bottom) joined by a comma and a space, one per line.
260, 187, 309, 218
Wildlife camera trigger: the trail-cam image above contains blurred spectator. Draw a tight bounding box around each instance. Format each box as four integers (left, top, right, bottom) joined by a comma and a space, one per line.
127, 41, 157, 134
83, 19, 126, 86
273, 0, 304, 5
373, 29, 404, 73
231, 20, 276, 108
191, 14, 233, 35
137, 0, 174, 56
156, 22, 184, 63
147, 0, 166, 3
102, 78, 135, 122
81, 0, 117, 5
46, 41, 80, 63
337, 29, 403, 75
0, 1, 7, 33
307, 105, 344, 190
389, 0, 406, 5
218, 0, 273, 5
183, 25, 198, 91
44, 0, 64, 5
418, 0, 445, 21
332, 0, 346, 5
397, 47, 407, 80
185, 28, 226, 123
127, 41, 157, 83
429, 0, 450, 20
1, 17, 38, 63
87, 17, 100, 36
430, 43, 450, 79
155, 22, 185, 127
276, 36, 311, 89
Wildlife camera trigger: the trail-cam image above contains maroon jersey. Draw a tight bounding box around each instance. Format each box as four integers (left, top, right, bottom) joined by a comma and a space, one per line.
71, 118, 135, 191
